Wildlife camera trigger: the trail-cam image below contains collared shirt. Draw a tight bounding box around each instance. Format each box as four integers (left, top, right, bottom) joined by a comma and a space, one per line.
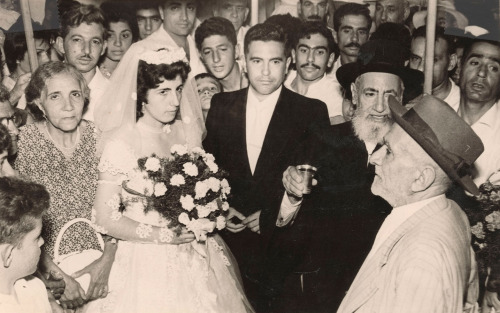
149, 27, 206, 80
366, 194, 445, 260
84, 67, 109, 122
0, 277, 52, 313
443, 79, 460, 111
285, 70, 343, 118
246, 85, 282, 174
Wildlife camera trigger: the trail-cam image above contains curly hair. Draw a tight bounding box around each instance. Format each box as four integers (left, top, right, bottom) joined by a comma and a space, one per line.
59, 0, 107, 39
294, 21, 339, 58
101, 1, 139, 42
3, 31, 51, 73
136, 59, 191, 120
195, 17, 237, 52
25, 61, 90, 122
0, 124, 11, 155
0, 177, 49, 247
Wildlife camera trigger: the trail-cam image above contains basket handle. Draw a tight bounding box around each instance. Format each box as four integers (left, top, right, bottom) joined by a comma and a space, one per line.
53, 218, 105, 261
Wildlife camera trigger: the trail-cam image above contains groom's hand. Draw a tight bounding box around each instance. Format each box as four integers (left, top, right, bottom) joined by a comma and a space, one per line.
283, 166, 317, 201
226, 207, 246, 233
242, 210, 261, 234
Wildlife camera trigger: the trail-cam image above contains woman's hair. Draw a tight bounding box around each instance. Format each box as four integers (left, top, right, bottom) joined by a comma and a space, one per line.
101, 1, 139, 42
0, 177, 49, 247
0, 124, 11, 155
4, 31, 50, 73
25, 61, 90, 122
136, 59, 191, 120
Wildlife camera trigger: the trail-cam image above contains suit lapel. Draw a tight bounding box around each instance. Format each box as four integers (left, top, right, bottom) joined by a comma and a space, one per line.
253, 88, 292, 179
230, 89, 252, 178
338, 196, 449, 313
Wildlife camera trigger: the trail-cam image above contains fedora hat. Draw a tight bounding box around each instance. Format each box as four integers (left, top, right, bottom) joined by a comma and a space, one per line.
336, 39, 423, 102
388, 95, 484, 195
413, 0, 468, 30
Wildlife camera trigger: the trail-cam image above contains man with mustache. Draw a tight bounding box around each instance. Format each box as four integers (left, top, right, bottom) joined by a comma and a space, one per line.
56, 0, 109, 122
285, 21, 344, 123
277, 39, 423, 312
298, 0, 330, 25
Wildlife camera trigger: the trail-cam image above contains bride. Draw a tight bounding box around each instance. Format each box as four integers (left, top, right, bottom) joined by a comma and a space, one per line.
92, 45, 254, 313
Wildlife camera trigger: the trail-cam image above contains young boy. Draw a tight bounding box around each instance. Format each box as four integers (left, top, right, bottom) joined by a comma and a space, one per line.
195, 72, 222, 120
0, 177, 51, 313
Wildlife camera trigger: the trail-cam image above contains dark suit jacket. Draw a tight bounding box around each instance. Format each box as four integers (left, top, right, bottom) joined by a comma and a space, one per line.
203, 87, 329, 293
262, 121, 391, 312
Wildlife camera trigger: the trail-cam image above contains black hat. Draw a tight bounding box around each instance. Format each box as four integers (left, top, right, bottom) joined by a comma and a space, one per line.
388, 95, 484, 195
336, 39, 423, 102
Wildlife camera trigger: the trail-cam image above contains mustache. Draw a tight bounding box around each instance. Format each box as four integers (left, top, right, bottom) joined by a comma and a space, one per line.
345, 42, 361, 49
307, 15, 322, 20
300, 63, 321, 70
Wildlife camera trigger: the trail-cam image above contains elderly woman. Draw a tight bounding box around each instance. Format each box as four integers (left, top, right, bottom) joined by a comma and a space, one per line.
16, 61, 116, 311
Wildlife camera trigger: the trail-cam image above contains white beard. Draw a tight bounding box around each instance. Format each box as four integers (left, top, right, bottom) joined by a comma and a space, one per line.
352, 112, 393, 144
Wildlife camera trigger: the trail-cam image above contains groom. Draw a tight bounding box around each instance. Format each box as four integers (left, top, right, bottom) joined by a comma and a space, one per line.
203, 22, 329, 310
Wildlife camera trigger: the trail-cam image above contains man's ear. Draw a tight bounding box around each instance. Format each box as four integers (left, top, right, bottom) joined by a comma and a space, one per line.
403, 1, 410, 21
411, 166, 436, 192
333, 31, 338, 44
448, 53, 458, 72
285, 56, 292, 74
100, 40, 107, 57
55, 36, 65, 55
297, 2, 302, 16
327, 52, 335, 68
159, 5, 165, 20
244, 8, 250, 22
291, 49, 296, 64
350, 82, 358, 105
1, 244, 15, 268
34, 99, 46, 115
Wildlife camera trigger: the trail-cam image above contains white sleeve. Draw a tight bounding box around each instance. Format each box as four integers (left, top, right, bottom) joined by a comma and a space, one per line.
276, 192, 302, 227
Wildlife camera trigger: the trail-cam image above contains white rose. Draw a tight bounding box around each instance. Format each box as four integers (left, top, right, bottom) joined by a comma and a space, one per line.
178, 212, 190, 225
204, 153, 215, 162
191, 147, 205, 156
171, 144, 188, 155
195, 181, 210, 199
197, 205, 211, 218
180, 195, 195, 211
206, 160, 218, 173
144, 157, 161, 172
222, 201, 229, 211
183, 162, 199, 177
170, 174, 185, 186
143, 179, 155, 196
221, 179, 231, 195
216, 215, 226, 230
207, 177, 220, 192
154, 183, 168, 197
207, 200, 218, 212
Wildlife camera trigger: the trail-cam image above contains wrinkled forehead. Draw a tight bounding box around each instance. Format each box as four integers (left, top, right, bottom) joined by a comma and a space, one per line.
378, 0, 404, 9
136, 8, 161, 17
301, 0, 328, 6
465, 41, 500, 63
358, 72, 403, 91
217, 0, 248, 7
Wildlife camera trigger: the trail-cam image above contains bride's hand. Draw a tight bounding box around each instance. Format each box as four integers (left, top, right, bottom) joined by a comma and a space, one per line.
59, 272, 87, 310
170, 228, 196, 245
72, 254, 114, 301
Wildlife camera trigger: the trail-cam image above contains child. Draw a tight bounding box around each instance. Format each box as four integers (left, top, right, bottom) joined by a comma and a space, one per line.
0, 177, 51, 313
195, 73, 222, 120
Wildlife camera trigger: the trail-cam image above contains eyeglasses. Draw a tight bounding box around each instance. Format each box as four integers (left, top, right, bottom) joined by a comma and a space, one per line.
0, 111, 23, 128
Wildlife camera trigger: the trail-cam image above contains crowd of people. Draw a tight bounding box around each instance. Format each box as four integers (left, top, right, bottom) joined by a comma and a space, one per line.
0, 0, 499, 312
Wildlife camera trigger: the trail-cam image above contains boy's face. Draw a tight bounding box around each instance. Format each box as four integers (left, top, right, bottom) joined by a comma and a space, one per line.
197, 77, 221, 110
200, 34, 236, 80
12, 219, 44, 277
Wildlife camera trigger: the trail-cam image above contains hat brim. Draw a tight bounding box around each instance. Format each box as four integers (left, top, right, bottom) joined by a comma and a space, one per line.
413, 9, 468, 30
388, 96, 480, 195
337, 62, 424, 102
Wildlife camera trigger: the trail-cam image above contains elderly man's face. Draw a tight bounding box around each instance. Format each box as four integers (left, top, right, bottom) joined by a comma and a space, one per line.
410, 37, 454, 89
374, 0, 408, 27
370, 124, 423, 207
298, 0, 329, 23
214, 0, 249, 31
460, 41, 500, 106
160, 0, 197, 37
293, 33, 335, 82
351, 72, 402, 143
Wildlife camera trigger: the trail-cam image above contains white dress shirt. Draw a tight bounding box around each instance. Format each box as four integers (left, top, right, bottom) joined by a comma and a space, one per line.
366, 195, 445, 260
246, 86, 281, 174
0, 277, 52, 313
443, 79, 460, 111
84, 67, 109, 122
284, 70, 343, 118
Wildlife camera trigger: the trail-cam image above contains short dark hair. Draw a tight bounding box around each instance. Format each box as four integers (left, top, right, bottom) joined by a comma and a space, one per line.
244, 22, 290, 57
25, 61, 90, 122
59, 0, 106, 39
101, 1, 139, 42
294, 21, 339, 57
0, 85, 9, 103
195, 17, 237, 52
412, 26, 456, 55
136, 58, 191, 120
195, 72, 222, 89
0, 177, 49, 247
134, 0, 162, 11
215, 0, 249, 7
4, 31, 50, 73
333, 3, 372, 33
0, 124, 11, 154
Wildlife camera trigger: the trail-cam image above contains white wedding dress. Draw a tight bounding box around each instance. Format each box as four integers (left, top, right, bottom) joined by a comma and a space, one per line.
92, 138, 254, 313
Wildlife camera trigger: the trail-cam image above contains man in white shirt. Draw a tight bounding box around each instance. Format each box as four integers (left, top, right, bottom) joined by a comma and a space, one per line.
338, 95, 482, 313
56, 1, 109, 122
195, 17, 247, 92
285, 22, 343, 122
203, 22, 329, 311
212, 0, 249, 57
409, 26, 460, 109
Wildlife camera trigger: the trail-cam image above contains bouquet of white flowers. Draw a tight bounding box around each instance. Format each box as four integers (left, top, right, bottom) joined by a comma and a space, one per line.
123, 145, 231, 241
